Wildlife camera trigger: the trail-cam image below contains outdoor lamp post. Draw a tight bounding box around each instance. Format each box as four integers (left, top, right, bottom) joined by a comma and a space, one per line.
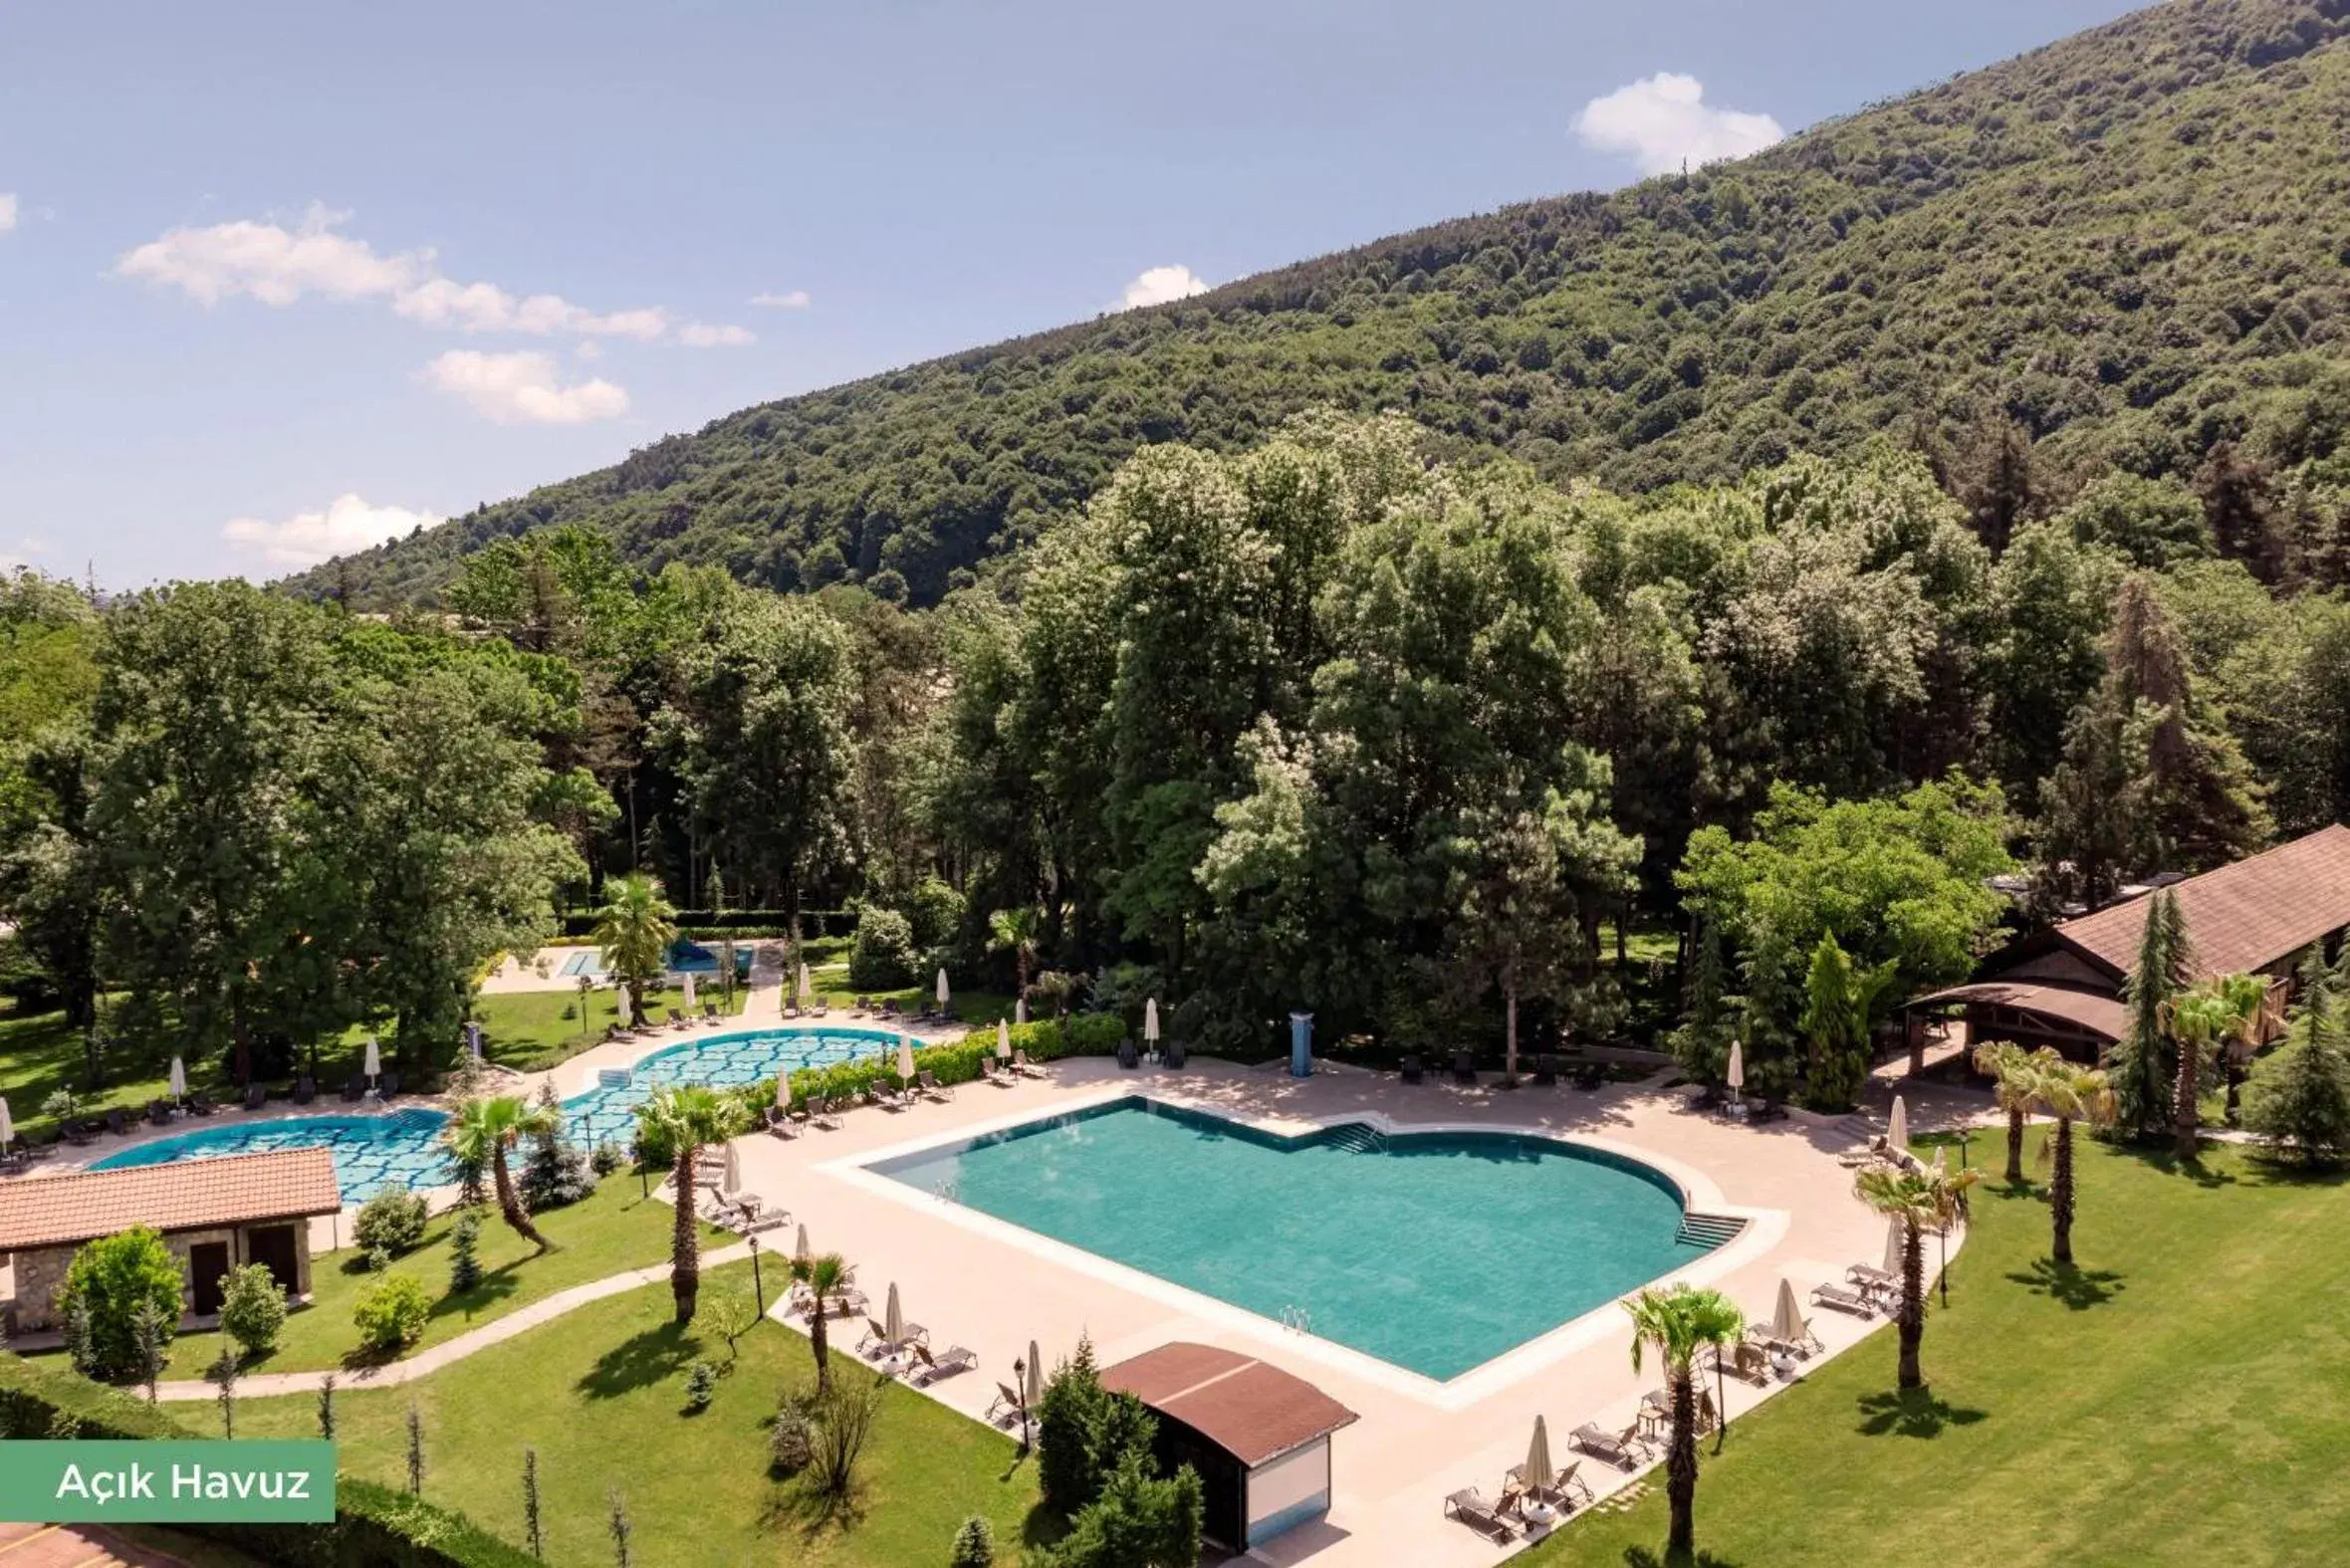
1013, 1358, 1030, 1453
749, 1234, 764, 1315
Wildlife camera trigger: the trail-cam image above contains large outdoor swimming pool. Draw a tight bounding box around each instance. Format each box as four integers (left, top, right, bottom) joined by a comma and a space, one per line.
874, 1098, 1724, 1381
93, 1025, 900, 1197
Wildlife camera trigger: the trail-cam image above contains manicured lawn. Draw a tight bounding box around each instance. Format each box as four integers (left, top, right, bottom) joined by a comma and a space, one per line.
455, 980, 749, 1074
63, 1175, 727, 1378
807, 960, 1016, 1028
233, 1260, 1047, 1567
0, 1006, 179, 1143
1526, 1131, 2350, 1567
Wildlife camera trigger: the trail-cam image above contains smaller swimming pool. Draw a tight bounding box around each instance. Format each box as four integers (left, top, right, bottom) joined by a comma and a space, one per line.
555, 940, 751, 979
95, 1109, 453, 1196
876, 1098, 1728, 1381
91, 1024, 904, 1196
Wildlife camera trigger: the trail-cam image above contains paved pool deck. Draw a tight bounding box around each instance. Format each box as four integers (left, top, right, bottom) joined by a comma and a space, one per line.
728, 1054, 1942, 1567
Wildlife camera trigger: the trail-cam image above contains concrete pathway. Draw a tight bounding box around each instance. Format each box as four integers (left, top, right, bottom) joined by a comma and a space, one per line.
146, 1242, 753, 1402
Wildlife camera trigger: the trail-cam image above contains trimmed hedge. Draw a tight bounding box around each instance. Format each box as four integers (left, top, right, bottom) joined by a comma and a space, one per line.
555, 908, 853, 939
0, 1352, 536, 1567
775, 1014, 1125, 1112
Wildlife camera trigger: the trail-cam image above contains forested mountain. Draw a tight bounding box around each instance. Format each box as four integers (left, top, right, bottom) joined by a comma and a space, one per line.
295, 0, 2350, 607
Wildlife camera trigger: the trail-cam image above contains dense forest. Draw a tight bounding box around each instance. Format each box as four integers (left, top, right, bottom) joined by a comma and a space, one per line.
7, 0, 2350, 1116
293, 0, 2350, 608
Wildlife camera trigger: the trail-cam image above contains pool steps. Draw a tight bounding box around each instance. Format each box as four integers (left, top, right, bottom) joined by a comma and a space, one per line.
1675, 1212, 1745, 1249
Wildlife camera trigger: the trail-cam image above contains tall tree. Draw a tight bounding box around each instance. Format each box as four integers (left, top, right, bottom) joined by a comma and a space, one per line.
1854, 1163, 1977, 1390
634, 1085, 746, 1325
2242, 955, 2350, 1164
592, 874, 676, 1023
787, 1250, 854, 1394
1621, 1284, 1744, 1559
2026, 1059, 2115, 1266
2107, 889, 2194, 1139
2167, 971, 2266, 1158
1798, 935, 1891, 1112
88, 583, 344, 1086
1973, 1039, 2064, 1185
2037, 575, 2269, 909
441, 1094, 558, 1250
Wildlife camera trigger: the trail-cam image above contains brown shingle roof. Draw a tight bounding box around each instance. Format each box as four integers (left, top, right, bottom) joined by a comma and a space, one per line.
0, 1148, 341, 1252
1910, 981, 2129, 1042
2056, 825, 2350, 982
1102, 1342, 1358, 1468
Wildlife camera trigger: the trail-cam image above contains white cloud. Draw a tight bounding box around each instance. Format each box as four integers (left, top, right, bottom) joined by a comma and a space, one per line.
222, 493, 443, 566
750, 290, 811, 309
1119, 264, 1209, 310
1574, 73, 1784, 177
421, 349, 628, 425
678, 322, 755, 347
117, 204, 679, 341
0, 195, 18, 233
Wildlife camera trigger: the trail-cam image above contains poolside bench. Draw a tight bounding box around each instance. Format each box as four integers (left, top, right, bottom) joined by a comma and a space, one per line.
1443, 1488, 1517, 1542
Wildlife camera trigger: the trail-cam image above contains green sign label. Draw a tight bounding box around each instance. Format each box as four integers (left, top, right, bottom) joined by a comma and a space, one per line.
0, 1441, 336, 1522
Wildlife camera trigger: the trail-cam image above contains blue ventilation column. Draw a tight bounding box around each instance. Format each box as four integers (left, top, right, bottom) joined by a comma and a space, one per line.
1289, 1012, 1313, 1078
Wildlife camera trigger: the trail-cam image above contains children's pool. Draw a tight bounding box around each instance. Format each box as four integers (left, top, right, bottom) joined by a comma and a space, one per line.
92, 1025, 900, 1197
874, 1098, 1725, 1381
555, 939, 750, 979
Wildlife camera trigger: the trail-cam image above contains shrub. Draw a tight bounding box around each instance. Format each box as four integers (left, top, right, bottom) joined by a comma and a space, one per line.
904, 876, 967, 951
353, 1272, 432, 1354
353, 1187, 430, 1258
519, 1136, 594, 1213
217, 1263, 288, 1357
949, 1515, 997, 1568
589, 1140, 625, 1177
57, 1228, 183, 1381
847, 908, 920, 990
448, 1209, 484, 1295
776, 1014, 1128, 1114
1043, 1452, 1204, 1568
769, 1397, 816, 1475
810, 1374, 884, 1498
682, 1360, 717, 1415
2243, 987, 2350, 1162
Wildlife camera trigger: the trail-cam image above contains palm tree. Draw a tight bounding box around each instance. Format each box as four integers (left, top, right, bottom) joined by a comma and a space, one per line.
442, 1095, 558, 1250
1029, 970, 1079, 1024
633, 1085, 747, 1326
2025, 1059, 2116, 1265
788, 1250, 853, 1394
1854, 1163, 1978, 1390
1622, 1283, 1744, 1559
988, 907, 1040, 1006
593, 873, 678, 1023
2170, 972, 2267, 1156
1973, 1040, 2062, 1185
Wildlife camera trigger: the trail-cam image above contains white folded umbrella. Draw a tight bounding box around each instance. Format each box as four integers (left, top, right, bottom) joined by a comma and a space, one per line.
1886, 1095, 1910, 1153
997, 1018, 1012, 1060
884, 1282, 904, 1344
936, 968, 951, 1009
721, 1141, 741, 1197
1882, 1217, 1905, 1274
363, 1035, 380, 1081
1770, 1278, 1804, 1344
683, 973, 697, 1009
1525, 1415, 1553, 1490
0, 1096, 14, 1149
1025, 1339, 1044, 1407
897, 1038, 917, 1082
168, 1056, 186, 1099
799, 962, 813, 1004
1144, 998, 1160, 1044
1726, 1038, 1745, 1093
1015, 997, 1029, 1025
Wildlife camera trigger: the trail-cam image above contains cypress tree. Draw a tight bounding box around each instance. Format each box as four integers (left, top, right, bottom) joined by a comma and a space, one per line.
2243, 957, 2350, 1163
2109, 889, 2194, 1138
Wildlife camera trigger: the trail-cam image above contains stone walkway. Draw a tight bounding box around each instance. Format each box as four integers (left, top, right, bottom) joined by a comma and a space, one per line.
0, 1523, 190, 1568
145, 1242, 753, 1402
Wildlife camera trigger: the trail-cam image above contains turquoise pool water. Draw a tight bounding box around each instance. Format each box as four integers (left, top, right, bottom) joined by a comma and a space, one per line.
876, 1099, 1720, 1381
92, 1024, 901, 1196
556, 940, 749, 979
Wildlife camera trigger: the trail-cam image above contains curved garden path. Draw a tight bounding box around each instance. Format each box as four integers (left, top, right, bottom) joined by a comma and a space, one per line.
148, 1241, 754, 1403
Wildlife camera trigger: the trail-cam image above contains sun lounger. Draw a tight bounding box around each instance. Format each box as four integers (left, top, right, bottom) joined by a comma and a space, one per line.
1707, 1339, 1771, 1386
1506, 1459, 1592, 1509
986, 1383, 1026, 1427
242, 1084, 266, 1112
1846, 1263, 1899, 1304
1568, 1423, 1646, 1470
857, 1318, 926, 1357
292, 1076, 316, 1105
1532, 1053, 1557, 1086
764, 1106, 801, 1140
812, 1096, 842, 1131
1811, 1281, 1876, 1318
1452, 1049, 1477, 1085
379, 1070, 401, 1100
1400, 1053, 1424, 1084
978, 1057, 1011, 1087
185, 1091, 216, 1116
852, 996, 870, 1015
1012, 1049, 1048, 1079
865, 1083, 907, 1112
911, 1344, 977, 1385
1443, 1488, 1518, 1543
916, 1069, 954, 1102
1116, 1038, 1139, 1069
1164, 1039, 1187, 1068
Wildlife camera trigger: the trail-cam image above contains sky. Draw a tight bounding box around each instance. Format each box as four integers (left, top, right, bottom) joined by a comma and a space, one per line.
0, 0, 2148, 586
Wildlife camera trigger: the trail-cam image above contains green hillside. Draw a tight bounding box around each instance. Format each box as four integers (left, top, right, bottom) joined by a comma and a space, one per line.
299, 0, 2350, 606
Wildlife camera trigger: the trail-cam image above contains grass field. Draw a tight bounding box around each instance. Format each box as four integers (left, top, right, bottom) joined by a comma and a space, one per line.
18, 1174, 729, 1379
456, 980, 749, 1073
232, 1260, 1047, 1568
1526, 1130, 2350, 1568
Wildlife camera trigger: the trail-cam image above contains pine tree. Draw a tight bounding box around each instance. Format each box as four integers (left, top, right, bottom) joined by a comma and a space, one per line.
1669, 918, 1735, 1084
2038, 576, 2268, 906
317, 1374, 337, 1441
2243, 959, 2350, 1163
522, 1449, 544, 1560
449, 1209, 484, 1295
2109, 890, 2194, 1138
405, 1402, 426, 1494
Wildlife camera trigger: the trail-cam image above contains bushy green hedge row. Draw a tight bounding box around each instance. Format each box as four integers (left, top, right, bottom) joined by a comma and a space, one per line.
776, 1014, 1125, 1112
0, 1352, 536, 1567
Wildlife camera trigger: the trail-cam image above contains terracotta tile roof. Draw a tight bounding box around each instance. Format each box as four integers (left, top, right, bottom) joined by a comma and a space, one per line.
1911, 981, 2129, 1042
2056, 825, 2350, 982
1102, 1341, 1358, 1467
0, 1148, 340, 1252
